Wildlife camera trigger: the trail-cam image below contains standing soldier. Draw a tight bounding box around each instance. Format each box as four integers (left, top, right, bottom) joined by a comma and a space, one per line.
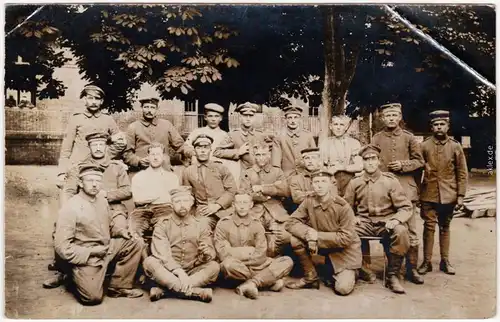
57, 85, 120, 190
214, 191, 293, 299
285, 170, 361, 296
213, 102, 278, 185
372, 102, 425, 285
240, 141, 291, 258
143, 186, 220, 302
123, 96, 185, 174
418, 110, 468, 276
182, 134, 237, 230
344, 144, 412, 294
319, 115, 363, 197
54, 164, 143, 305
272, 106, 316, 177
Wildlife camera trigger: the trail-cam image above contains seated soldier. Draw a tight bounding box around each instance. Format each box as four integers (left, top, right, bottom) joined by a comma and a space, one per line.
143, 186, 220, 302
240, 141, 291, 258
130, 142, 180, 257
344, 144, 412, 294
182, 134, 237, 230
44, 132, 132, 289
285, 170, 361, 296
54, 164, 143, 305
214, 191, 293, 299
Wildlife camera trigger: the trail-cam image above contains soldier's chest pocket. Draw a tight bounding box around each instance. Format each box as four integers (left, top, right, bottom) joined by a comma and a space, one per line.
75, 211, 106, 236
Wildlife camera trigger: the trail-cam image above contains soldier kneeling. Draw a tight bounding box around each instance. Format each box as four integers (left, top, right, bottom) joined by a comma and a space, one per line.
143, 186, 220, 303
214, 191, 294, 299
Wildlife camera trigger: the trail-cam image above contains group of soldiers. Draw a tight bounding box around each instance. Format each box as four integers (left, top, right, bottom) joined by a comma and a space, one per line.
42, 84, 468, 305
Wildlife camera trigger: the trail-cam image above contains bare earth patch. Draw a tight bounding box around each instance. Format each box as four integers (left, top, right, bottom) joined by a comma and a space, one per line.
4, 166, 496, 318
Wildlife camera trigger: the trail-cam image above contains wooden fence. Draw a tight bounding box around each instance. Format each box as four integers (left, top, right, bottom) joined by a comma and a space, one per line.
5, 109, 322, 165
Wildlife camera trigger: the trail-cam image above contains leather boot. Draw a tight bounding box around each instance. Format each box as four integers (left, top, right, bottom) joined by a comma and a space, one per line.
417, 227, 434, 275
42, 272, 66, 289
149, 287, 164, 302
439, 230, 455, 275
269, 279, 285, 292
286, 248, 319, 289
406, 246, 424, 284
183, 287, 213, 303
236, 280, 259, 299
385, 254, 405, 294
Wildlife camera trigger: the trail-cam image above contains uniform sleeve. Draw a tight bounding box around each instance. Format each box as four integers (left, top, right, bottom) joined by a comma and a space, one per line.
167, 121, 185, 152
199, 220, 216, 262
54, 205, 91, 265
213, 134, 240, 160
289, 175, 308, 204
106, 163, 132, 202
244, 222, 268, 266
346, 139, 363, 173
455, 144, 468, 197
57, 115, 78, 175
400, 135, 424, 173
108, 201, 128, 237
108, 116, 120, 135
150, 221, 181, 272
317, 204, 358, 249
214, 221, 233, 261
389, 178, 413, 223
319, 139, 331, 166
308, 133, 317, 148
270, 137, 282, 168
122, 124, 141, 167
286, 200, 315, 241
61, 165, 79, 205
240, 171, 268, 203
343, 180, 356, 208
181, 167, 191, 186
262, 169, 289, 197
182, 130, 197, 158
215, 165, 236, 209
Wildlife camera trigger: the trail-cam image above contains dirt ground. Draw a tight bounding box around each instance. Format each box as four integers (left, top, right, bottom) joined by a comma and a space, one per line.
4, 166, 497, 319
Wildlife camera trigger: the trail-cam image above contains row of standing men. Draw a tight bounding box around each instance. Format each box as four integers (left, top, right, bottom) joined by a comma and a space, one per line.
44, 84, 468, 305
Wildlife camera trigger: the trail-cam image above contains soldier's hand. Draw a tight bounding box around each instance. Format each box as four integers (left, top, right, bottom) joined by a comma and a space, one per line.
385, 219, 399, 230
198, 242, 212, 259
305, 190, 316, 197
455, 196, 465, 212
307, 240, 318, 255
354, 216, 361, 226
202, 203, 221, 216
56, 174, 66, 189
238, 143, 250, 156
176, 270, 192, 293
117, 228, 132, 240
139, 157, 150, 168
252, 185, 264, 194
91, 245, 109, 258
388, 161, 403, 172
275, 229, 291, 245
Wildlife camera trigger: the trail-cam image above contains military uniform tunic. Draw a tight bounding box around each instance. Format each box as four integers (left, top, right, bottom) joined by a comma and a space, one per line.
58, 110, 119, 176
272, 129, 316, 176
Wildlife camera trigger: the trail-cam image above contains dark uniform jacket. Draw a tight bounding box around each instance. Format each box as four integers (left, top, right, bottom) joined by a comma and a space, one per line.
272, 129, 316, 176
420, 136, 468, 204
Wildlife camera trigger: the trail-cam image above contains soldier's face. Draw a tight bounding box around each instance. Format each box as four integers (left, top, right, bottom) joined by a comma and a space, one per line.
286, 114, 300, 130
330, 118, 349, 137
240, 113, 255, 128
89, 140, 107, 159
142, 103, 158, 120
172, 195, 194, 217
83, 92, 103, 112
382, 111, 402, 129
148, 147, 164, 168
363, 154, 380, 174
194, 143, 211, 162
79, 174, 102, 197
431, 120, 449, 137
205, 111, 222, 129
303, 153, 320, 172
254, 148, 271, 167
312, 176, 331, 197
233, 194, 253, 217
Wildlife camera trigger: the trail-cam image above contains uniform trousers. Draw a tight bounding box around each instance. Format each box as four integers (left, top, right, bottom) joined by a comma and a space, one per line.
420, 202, 456, 261
355, 220, 410, 256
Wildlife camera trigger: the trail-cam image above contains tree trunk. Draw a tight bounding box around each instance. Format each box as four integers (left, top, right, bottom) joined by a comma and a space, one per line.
319, 6, 360, 144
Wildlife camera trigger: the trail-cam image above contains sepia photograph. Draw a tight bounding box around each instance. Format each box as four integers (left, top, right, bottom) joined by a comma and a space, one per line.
3, 3, 496, 319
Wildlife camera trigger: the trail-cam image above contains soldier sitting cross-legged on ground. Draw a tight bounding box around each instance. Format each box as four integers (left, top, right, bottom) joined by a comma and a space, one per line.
143, 186, 220, 303
214, 191, 294, 300
285, 170, 361, 296
54, 164, 143, 305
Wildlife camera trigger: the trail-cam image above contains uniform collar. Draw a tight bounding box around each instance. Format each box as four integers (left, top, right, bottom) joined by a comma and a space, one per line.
287, 129, 300, 138
313, 193, 334, 211
140, 117, 158, 127
197, 161, 211, 168
253, 164, 271, 173
383, 126, 402, 137
302, 169, 316, 177
171, 212, 195, 226
83, 110, 102, 118
233, 215, 252, 226
432, 135, 450, 145
241, 127, 254, 136
363, 170, 382, 182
